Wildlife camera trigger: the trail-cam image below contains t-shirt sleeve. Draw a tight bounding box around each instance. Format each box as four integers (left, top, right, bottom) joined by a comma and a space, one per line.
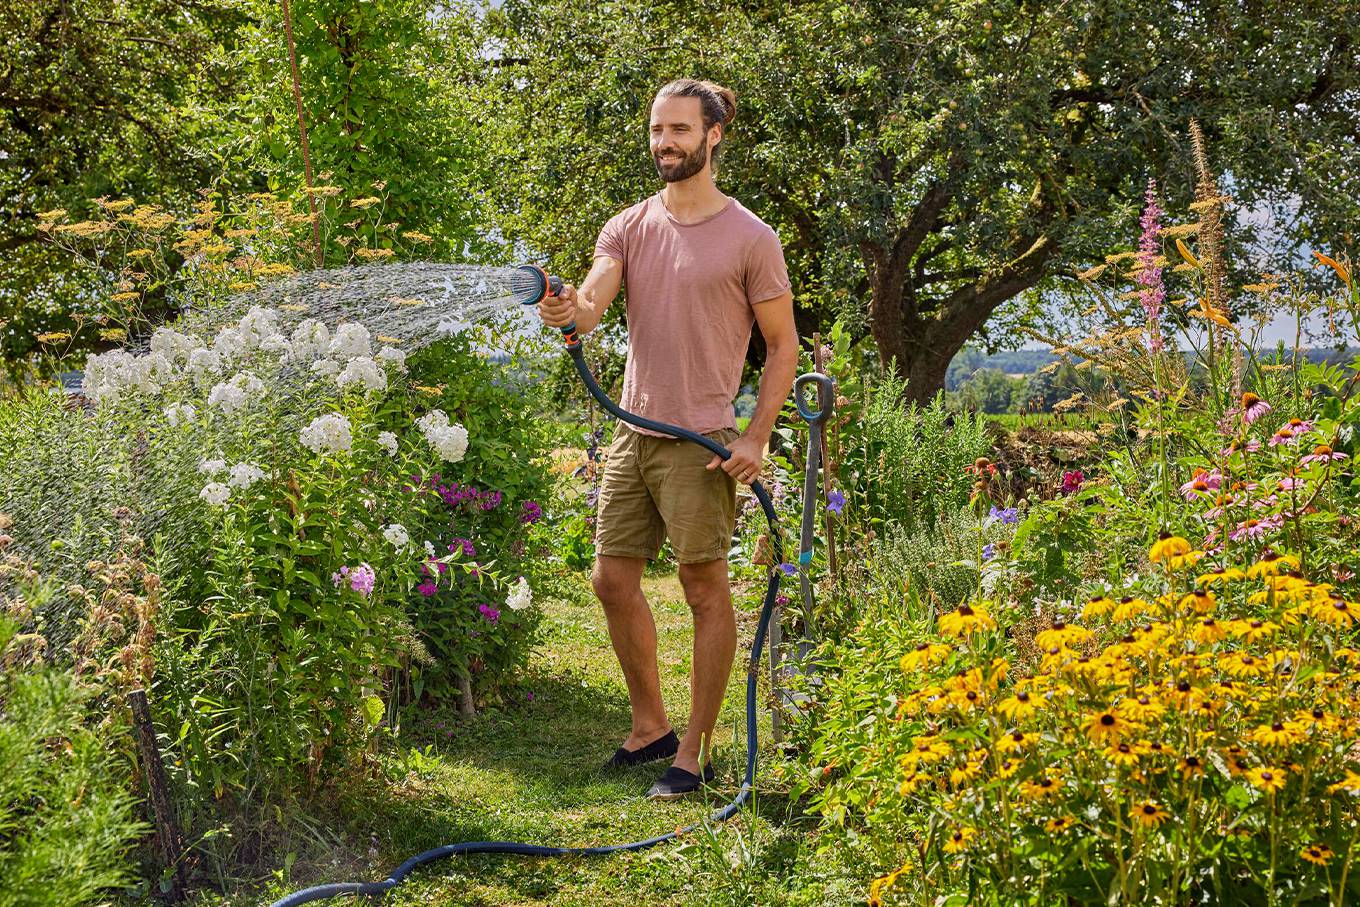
745, 227, 792, 306
594, 212, 627, 264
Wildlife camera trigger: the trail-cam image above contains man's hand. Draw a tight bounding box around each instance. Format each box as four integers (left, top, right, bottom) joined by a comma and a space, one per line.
707, 433, 767, 485
537, 284, 578, 328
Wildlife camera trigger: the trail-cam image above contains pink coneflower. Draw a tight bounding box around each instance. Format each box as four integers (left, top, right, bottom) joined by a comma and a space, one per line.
1335, 568, 1355, 583
1240, 393, 1272, 425
1252, 495, 1280, 510
1220, 437, 1263, 457
1280, 417, 1314, 436
1277, 477, 1306, 492
1230, 516, 1283, 542
1179, 470, 1222, 501
1269, 428, 1299, 447
1301, 444, 1349, 465
1136, 180, 1166, 352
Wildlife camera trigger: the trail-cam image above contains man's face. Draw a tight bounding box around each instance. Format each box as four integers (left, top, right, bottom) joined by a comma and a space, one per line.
649, 95, 717, 183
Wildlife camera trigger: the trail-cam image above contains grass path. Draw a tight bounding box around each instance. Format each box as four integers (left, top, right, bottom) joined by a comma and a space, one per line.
243, 573, 837, 907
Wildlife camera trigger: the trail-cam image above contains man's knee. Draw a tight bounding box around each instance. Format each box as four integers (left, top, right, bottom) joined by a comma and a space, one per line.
678, 560, 732, 615
592, 557, 644, 607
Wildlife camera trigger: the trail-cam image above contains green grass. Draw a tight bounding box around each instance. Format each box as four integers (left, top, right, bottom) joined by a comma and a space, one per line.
213, 573, 852, 907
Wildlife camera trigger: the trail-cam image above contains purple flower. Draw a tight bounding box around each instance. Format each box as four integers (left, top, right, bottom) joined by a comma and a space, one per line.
826, 489, 846, 514
520, 500, 544, 524
331, 563, 376, 596
988, 505, 1019, 525
775, 594, 790, 606
480, 490, 503, 511
525, 691, 535, 702
417, 580, 437, 598
1301, 444, 1349, 466
1136, 179, 1165, 352
478, 603, 500, 624
778, 562, 797, 576
981, 543, 995, 562
448, 538, 476, 558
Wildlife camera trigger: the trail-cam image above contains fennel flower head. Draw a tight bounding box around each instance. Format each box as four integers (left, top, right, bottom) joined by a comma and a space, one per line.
300, 413, 353, 455
417, 409, 469, 463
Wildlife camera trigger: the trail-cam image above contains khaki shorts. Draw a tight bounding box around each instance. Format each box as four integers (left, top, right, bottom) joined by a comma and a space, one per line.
595, 424, 740, 564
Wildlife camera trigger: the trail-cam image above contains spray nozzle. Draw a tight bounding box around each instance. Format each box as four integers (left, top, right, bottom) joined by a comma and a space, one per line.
514, 264, 577, 347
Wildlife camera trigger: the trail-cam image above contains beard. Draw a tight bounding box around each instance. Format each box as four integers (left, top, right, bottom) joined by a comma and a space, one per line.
653, 137, 709, 182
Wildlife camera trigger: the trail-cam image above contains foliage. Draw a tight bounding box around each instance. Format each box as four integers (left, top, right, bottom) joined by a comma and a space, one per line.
0, 562, 148, 907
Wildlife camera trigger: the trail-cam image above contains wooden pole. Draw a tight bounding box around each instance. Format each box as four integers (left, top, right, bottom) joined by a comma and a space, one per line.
281, 0, 325, 268
128, 689, 185, 902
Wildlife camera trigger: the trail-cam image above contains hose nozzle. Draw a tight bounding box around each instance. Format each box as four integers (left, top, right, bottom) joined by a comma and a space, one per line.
513, 264, 578, 347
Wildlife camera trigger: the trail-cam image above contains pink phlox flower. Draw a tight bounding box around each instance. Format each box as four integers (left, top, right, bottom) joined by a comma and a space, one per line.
417, 580, 438, 598
448, 538, 476, 558
478, 603, 500, 624
332, 563, 376, 596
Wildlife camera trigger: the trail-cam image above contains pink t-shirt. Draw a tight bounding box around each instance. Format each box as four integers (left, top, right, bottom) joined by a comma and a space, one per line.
594, 193, 790, 437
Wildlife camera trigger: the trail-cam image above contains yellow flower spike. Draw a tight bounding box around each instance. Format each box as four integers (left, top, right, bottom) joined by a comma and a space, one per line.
1150, 534, 1192, 564
1313, 250, 1352, 286
1175, 238, 1201, 268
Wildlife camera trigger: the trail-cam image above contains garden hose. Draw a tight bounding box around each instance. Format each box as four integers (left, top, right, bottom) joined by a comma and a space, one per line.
268, 269, 789, 907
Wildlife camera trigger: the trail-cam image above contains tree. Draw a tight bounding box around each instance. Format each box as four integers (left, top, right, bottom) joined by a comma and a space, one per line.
480, 0, 1359, 401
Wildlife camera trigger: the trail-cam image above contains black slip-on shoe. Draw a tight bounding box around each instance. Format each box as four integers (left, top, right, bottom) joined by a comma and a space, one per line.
604, 729, 679, 770
645, 763, 715, 801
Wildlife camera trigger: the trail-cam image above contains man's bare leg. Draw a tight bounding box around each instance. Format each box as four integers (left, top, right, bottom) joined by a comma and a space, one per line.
592, 554, 672, 749
672, 558, 736, 774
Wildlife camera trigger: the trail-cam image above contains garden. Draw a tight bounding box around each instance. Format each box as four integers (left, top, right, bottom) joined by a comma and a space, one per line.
4, 2, 1360, 906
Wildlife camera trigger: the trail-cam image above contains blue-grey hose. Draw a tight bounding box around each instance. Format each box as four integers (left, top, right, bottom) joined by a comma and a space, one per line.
268, 343, 785, 907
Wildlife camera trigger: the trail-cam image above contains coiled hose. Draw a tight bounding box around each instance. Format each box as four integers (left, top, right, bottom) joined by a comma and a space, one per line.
269, 341, 786, 906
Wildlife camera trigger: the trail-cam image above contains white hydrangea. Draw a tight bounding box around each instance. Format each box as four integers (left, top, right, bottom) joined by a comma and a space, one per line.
382, 523, 410, 551
327, 322, 371, 361
150, 327, 198, 364
423, 540, 436, 560
238, 306, 283, 350
164, 402, 196, 427
213, 327, 247, 362
376, 431, 399, 456
199, 482, 231, 506
310, 358, 340, 378
228, 462, 266, 489
188, 347, 221, 379
506, 576, 533, 611
300, 413, 352, 455
416, 409, 469, 463
290, 319, 330, 360
198, 458, 226, 476
375, 346, 407, 372
336, 356, 387, 392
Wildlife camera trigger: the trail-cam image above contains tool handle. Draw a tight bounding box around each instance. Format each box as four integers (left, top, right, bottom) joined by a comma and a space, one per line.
793, 373, 835, 423
544, 275, 579, 347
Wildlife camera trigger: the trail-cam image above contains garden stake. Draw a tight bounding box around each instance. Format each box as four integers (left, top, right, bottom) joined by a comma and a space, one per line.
268, 265, 794, 906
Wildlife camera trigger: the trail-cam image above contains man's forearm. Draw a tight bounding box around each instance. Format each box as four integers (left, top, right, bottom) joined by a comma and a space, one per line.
742, 340, 799, 442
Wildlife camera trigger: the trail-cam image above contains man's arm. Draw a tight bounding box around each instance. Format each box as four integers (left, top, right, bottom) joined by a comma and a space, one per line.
707, 290, 799, 484
536, 255, 622, 335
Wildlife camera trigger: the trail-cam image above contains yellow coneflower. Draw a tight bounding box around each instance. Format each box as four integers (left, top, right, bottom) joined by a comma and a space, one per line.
1103, 741, 1148, 768
897, 771, 925, 796
1083, 595, 1116, 619
1326, 771, 1360, 794
1237, 619, 1280, 643
1220, 652, 1269, 679
996, 691, 1039, 721
900, 736, 952, 767
1118, 695, 1165, 723
1192, 617, 1228, 645
1035, 621, 1093, 651
1150, 534, 1192, 564
1045, 816, 1076, 833
996, 759, 1019, 778
1132, 800, 1170, 828
1019, 773, 1063, 800
1081, 709, 1132, 746
942, 826, 976, 854
1247, 552, 1301, 578
1178, 589, 1217, 615
1294, 708, 1340, 732
1312, 598, 1358, 628
1246, 767, 1287, 793
1250, 721, 1304, 748
900, 642, 952, 672
1301, 843, 1335, 867
1179, 755, 1206, 779
996, 730, 1039, 753
937, 602, 997, 638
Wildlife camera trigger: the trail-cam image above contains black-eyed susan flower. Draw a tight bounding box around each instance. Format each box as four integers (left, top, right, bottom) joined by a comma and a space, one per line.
1132, 800, 1170, 828
900, 735, 952, 768
1150, 533, 1192, 565
1197, 566, 1247, 587
1118, 695, 1165, 723
1179, 755, 1206, 779
1250, 721, 1305, 748
1247, 551, 1301, 578
898, 771, 925, 796
942, 826, 976, 854
1193, 618, 1227, 645
1239, 619, 1280, 643
1246, 766, 1287, 792
996, 690, 1039, 722
1313, 598, 1358, 628
1083, 595, 1116, 620
900, 642, 951, 672
1103, 741, 1148, 767
1045, 816, 1076, 833
1019, 773, 1063, 800
868, 860, 911, 906
1081, 709, 1132, 746
1178, 589, 1217, 615
1326, 770, 1360, 794
938, 602, 997, 638
1034, 620, 1093, 651
1300, 843, 1335, 867
996, 730, 1039, 753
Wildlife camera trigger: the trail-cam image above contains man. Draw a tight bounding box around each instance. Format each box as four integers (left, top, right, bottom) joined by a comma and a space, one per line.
537, 78, 798, 800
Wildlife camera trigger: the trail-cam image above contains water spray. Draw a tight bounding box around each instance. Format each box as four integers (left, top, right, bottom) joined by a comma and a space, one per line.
270, 265, 819, 907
